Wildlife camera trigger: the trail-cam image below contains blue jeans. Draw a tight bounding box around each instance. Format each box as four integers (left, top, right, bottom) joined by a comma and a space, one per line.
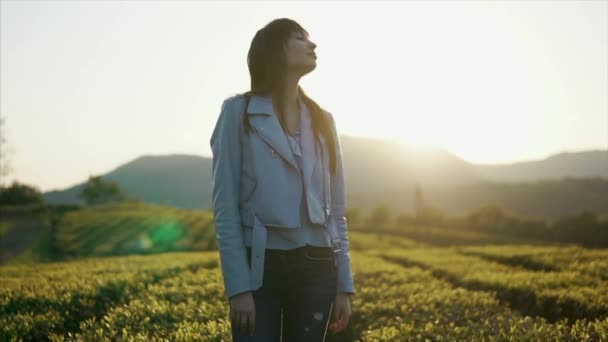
232, 244, 338, 341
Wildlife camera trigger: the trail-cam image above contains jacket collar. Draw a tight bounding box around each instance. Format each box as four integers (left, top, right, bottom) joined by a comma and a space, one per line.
245, 94, 321, 185
246, 94, 274, 116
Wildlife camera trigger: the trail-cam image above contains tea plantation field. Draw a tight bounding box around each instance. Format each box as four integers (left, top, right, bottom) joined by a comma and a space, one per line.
2, 231, 607, 341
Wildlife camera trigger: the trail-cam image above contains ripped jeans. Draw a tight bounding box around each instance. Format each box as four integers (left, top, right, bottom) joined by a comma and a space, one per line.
232, 244, 338, 342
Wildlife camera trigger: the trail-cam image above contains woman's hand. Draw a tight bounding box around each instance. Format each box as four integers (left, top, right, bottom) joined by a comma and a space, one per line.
230, 291, 256, 336
329, 293, 352, 334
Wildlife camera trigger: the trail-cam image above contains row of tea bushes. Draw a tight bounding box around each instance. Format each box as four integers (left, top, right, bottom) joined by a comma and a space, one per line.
457, 244, 608, 280
375, 247, 608, 323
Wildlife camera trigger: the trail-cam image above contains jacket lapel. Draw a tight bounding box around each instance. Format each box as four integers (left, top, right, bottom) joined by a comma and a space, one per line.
246, 94, 298, 170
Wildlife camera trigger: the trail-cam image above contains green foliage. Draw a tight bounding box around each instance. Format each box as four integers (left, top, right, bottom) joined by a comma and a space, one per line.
0, 181, 44, 206
0, 221, 12, 239
0, 252, 225, 341
466, 204, 507, 229
414, 205, 446, 227
552, 210, 608, 248
3, 202, 608, 340
52, 201, 215, 259
79, 176, 131, 205
377, 247, 608, 324
355, 203, 607, 248
354, 251, 608, 341
346, 207, 362, 226
395, 212, 415, 226
2, 238, 607, 341
366, 204, 392, 228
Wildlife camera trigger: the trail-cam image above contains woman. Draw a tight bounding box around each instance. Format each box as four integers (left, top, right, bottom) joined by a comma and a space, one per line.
210, 18, 355, 341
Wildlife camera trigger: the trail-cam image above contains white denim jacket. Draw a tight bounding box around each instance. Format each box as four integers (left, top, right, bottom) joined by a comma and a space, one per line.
210, 93, 355, 299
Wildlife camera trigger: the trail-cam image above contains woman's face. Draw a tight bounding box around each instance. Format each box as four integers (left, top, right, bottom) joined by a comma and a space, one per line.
283, 30, 317, 73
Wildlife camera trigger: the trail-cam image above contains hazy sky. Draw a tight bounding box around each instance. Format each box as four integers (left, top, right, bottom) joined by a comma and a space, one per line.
1, 0, 606, 192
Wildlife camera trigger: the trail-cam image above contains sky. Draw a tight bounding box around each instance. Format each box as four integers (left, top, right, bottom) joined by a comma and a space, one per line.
1, 0, 606, 192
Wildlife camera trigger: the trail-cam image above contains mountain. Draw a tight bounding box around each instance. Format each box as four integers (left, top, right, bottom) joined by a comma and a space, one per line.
44, 154, 213, 210
43, 135, 608, 220
338, 135, 485, 194
473, 150, 608, 182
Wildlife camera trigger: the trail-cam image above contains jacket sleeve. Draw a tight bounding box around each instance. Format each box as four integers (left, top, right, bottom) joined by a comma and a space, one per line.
210, 97, 252, 300
327, 112, 356, 296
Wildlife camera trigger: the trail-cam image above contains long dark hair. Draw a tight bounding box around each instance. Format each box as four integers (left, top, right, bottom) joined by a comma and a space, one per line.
242, 18, 338, 176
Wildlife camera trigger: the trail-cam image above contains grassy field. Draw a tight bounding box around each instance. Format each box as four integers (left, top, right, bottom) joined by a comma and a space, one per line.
1, 203, 607, 341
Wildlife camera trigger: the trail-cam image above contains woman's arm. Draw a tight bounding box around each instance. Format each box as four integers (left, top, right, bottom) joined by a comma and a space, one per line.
210, 97, 252, 299
327, 112, 355, 296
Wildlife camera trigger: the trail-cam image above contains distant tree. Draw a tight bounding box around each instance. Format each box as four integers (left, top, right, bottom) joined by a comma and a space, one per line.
415, 205, 446, 227
552, 210, 601, 247
367, 204, 392, 229
465, 204, 507, 232
0, 180, 44, 205
396, 212, 415, 227
79, 175, 130, 205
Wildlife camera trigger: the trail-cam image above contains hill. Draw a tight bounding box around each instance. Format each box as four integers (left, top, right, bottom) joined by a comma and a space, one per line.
42, 136, 607, 220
